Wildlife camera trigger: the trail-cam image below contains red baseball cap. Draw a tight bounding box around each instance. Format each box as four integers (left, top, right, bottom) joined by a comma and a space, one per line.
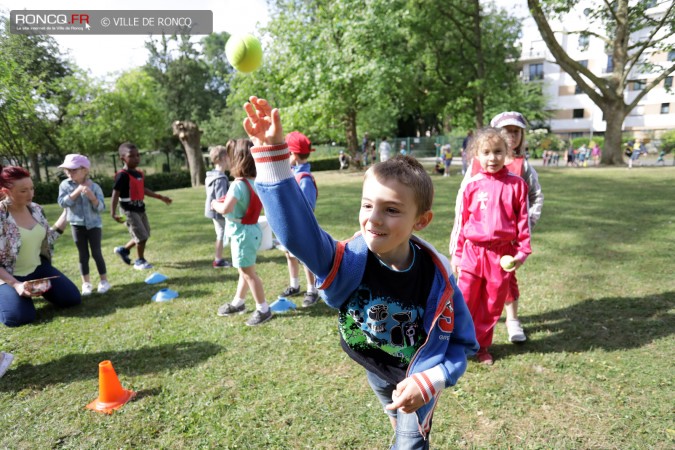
286, 131, 314, 155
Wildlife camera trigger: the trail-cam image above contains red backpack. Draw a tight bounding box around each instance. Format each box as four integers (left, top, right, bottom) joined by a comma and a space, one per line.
238, 178, 263, 225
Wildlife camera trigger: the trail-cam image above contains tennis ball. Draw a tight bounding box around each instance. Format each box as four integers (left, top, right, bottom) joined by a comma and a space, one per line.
225, 34, 263, 73
500, 255, 516, 272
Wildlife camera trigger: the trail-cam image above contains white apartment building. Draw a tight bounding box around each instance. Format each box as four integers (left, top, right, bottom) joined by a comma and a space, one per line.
501, 0, 675, 141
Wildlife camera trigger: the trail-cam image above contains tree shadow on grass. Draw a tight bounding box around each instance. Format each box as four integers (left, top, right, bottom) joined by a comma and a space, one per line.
491, 291, 674, 359
32, 273, 238, 321
0, 341, 222, 392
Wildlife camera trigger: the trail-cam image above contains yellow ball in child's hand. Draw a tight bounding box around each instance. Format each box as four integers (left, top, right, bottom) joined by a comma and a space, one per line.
225, 34, 263, 73
500, 255, 516, 272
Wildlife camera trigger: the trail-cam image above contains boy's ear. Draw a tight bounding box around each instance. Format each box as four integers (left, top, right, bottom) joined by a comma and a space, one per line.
413, 210, 433, 231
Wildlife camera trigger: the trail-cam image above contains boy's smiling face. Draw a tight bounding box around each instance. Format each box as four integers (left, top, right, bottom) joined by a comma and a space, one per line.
359, 175, 432, 269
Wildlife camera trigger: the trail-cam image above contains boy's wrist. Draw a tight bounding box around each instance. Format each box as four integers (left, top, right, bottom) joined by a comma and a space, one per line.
250, 143, 294, 184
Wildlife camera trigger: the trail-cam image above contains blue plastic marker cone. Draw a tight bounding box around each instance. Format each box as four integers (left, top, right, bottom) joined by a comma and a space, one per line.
145, 272, 168, 284
270, 297, 297, 313
152, 288, 179, 302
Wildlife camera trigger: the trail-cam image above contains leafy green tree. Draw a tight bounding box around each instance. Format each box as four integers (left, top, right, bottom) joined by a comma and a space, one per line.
0, 17, 72, 179
145, 33, 234, 185
407, 0, 543, 130
229, 0, 413, 154
58, 69, 167, 157
527, 0, 675, 165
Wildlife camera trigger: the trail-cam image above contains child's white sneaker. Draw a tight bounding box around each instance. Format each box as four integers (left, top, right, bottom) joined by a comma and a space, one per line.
81, 282, 93, 296
506, 319, 526, 343
97, 280, 111, 294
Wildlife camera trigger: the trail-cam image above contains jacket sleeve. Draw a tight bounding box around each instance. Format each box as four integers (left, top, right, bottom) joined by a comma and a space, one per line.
412, 274, 478, 397
449, 170, 471, 261
298, 177, 317, 211
442, 275, 479, 386
513, 180, 532, 263
523, 161, 543, 229
92, 183, 105, 213
57, 181, 74, 208
252, 143, 336, 281
215, 177, 229, 201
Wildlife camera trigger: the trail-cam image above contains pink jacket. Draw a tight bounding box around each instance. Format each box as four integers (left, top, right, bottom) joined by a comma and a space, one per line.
451, 167, 531, 267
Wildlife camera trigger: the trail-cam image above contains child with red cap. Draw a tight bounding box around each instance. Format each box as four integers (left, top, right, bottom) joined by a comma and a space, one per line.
278, 131, 320, 307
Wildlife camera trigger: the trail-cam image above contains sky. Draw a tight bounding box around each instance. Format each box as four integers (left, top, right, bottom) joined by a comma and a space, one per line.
0, 0, 269, 78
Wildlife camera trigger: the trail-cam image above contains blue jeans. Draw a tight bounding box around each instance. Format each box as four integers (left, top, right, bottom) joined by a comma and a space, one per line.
366, 370, 430, 450
0, 259, 81, 327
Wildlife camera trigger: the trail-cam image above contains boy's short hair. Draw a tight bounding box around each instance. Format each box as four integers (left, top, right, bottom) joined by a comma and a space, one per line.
469, 128, 509, 157
366, 155, 433, 215
209, 143, 230, 165
229, 139, 256, 178
118, 142, 137, 157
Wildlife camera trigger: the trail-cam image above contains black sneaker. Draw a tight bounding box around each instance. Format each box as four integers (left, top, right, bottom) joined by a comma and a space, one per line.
302, 292, 319, 307
245, 309, 273, 326
280, 286, 301, 297
217, 303, 246, 316
114, 246, 131, 265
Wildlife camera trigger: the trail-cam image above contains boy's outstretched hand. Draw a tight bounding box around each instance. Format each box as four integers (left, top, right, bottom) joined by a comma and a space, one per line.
385, 376, 426, 414
243, 96, 284, 147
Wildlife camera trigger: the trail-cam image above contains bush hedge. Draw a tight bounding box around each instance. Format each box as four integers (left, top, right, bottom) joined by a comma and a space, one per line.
33, 171, 192, 205
33, 158, 340, 205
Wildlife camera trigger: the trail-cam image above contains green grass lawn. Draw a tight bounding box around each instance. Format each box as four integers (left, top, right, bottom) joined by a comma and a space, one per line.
1, 165, 674, 449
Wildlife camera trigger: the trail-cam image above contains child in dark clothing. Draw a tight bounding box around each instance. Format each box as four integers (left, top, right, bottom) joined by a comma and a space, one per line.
111, 143, 172, 270
242, 96, 478, 449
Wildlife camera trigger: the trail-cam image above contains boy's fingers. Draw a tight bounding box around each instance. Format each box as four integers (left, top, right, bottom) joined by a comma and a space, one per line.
243, 102, 258, 121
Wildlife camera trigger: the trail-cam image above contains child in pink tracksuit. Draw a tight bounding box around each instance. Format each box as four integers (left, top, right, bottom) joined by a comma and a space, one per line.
450, 128, 531, 365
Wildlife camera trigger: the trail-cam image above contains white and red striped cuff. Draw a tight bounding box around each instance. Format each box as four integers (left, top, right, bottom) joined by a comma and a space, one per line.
411, 366, 445, 404
251, 143, 294, 183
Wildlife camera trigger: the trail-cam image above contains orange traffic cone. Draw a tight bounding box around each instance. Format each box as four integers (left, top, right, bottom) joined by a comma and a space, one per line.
86, 360, 136, 414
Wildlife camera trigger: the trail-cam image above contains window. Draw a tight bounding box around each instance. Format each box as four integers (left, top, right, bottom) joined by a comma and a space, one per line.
661, 103, 670, 114
579, 60, 588, 68
634, 80, 646, 91
606, 55, 614, 72
578, 35, 589, 50
575, 84, 583, 94
573, 109, 584, 119
669, 51, 675, 61
666, 77, 673, 89
529, 63, 544, 81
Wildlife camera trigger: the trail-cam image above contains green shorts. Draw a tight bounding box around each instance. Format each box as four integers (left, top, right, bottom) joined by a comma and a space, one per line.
125, 211, 150, 243
227, 222, 261, 268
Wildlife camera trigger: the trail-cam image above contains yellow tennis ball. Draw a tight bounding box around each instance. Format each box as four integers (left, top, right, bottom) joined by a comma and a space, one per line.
225, 34, 263, 73
500, 255, 516, 272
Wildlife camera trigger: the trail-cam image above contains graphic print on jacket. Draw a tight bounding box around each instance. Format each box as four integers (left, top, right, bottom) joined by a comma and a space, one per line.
338, 244, 434, 384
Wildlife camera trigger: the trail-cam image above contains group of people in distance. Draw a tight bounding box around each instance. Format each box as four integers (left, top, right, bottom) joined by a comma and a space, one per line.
1, 95, 544, 448
0, 143, 172, 327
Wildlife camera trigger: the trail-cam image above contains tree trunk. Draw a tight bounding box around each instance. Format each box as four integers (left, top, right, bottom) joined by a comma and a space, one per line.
30, 153, 41, 182
601, 106, 627, 166
345, 109, 358, 155
471, 0, 485, 128
172, 120, 205, 187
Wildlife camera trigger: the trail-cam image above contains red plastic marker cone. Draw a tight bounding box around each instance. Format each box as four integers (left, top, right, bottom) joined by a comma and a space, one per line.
86, 360, 136, 414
